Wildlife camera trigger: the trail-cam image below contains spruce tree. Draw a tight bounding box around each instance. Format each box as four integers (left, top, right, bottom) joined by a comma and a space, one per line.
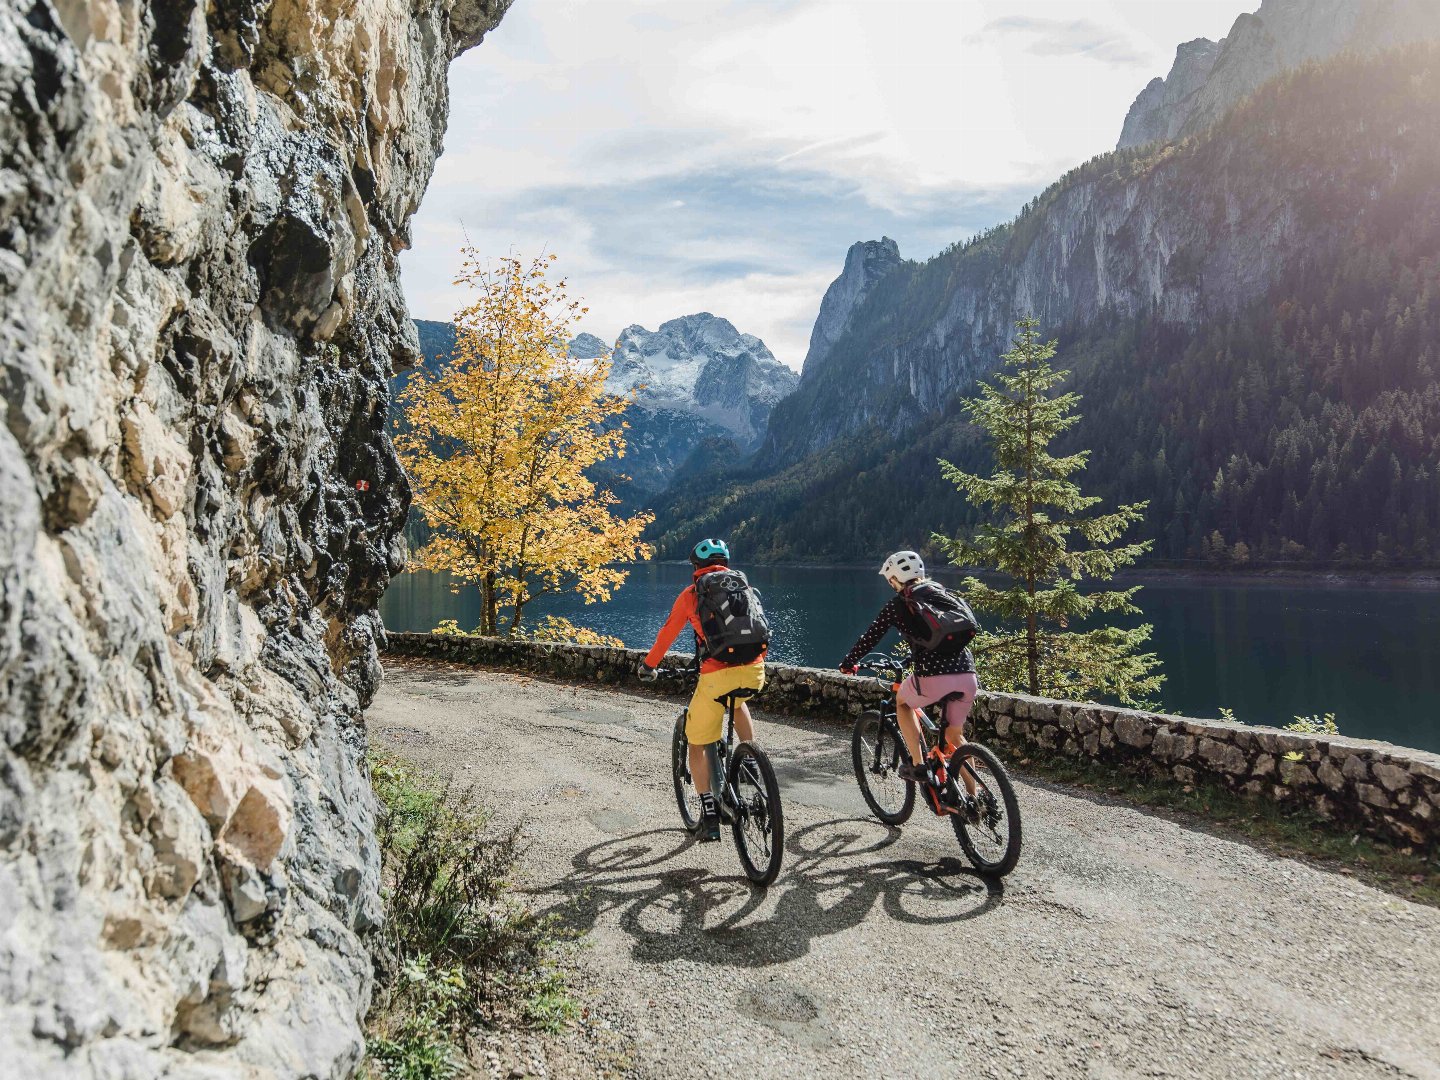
935, 318, 1164, 705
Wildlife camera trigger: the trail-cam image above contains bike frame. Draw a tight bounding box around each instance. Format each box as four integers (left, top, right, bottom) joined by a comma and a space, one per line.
859, 655, 968, 807
664, 667, 746, 821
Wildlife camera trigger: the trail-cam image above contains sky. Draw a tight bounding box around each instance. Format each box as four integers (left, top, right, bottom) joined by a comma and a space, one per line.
402, 0, 1253, 370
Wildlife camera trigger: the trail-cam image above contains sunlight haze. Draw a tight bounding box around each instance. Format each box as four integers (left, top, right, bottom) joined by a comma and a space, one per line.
404, 0, 1251, 367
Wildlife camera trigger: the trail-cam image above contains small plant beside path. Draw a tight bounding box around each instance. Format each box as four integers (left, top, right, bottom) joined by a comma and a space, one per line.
364, 752, 577, 1079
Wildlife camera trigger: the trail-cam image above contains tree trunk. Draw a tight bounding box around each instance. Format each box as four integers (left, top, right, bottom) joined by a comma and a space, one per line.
482, 571, 498, 635
506, 591, 526, 637
1025, 611, 1039, 696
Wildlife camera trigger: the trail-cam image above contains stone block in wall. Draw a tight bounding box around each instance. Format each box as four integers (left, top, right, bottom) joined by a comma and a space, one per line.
1356, 784, 1392, 809
1317, 758, 1345, 792
1198, 737, 1250, 775
1372, 761, 1412, 793
1153, 730, 1195, 763
1340, 754, 1370, 783
1278, 759, 1315, 788
1113, 714, 1154, 749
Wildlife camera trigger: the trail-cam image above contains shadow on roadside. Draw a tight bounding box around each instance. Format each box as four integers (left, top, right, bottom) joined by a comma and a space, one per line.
535, 818, 1003, 969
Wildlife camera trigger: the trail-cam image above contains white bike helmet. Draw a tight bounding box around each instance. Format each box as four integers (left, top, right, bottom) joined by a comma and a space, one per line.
879, 550, 925, 585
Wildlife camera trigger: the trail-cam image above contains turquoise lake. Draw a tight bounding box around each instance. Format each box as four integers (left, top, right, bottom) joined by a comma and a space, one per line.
380, 563, 1440, 754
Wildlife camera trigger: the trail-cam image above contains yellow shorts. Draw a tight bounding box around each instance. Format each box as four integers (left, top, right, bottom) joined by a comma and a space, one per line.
685, 663, 765, 744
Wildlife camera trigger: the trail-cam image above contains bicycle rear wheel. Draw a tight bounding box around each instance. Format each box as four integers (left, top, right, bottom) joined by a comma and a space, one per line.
729, 742, 784, 886
671, 712, 702, 832
851, 710, 915, 825
948, 742, 1022, 877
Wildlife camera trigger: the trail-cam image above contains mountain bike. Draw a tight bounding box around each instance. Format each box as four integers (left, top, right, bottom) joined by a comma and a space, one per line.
849, 652, 1021, 877
658, 665, 784, 886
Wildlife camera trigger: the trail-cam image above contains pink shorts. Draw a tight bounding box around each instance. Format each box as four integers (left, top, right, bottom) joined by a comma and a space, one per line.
897, 673, 979, 736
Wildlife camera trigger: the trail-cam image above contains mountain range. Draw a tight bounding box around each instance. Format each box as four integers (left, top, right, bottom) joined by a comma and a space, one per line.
648, 1, 1440, 569
594, 314, 797, 503
399, 313, 796, 508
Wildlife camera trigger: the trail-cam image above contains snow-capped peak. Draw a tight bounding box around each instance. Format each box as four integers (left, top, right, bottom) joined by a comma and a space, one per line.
572, 313, 798, 449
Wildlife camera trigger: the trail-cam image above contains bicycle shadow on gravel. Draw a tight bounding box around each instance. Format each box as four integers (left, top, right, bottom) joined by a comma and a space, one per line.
537, 818, 1003, 970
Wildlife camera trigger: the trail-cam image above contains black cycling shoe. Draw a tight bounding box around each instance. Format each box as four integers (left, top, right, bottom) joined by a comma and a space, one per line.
896, 761, 927, 783
699, 795, 722, 842
700, 810, 722, 842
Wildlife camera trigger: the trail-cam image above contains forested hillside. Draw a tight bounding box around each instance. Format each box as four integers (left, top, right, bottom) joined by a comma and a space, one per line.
652, 47, 1440, 568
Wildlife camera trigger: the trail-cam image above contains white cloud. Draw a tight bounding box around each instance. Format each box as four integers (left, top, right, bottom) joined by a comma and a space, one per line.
405, 0, 1252, 369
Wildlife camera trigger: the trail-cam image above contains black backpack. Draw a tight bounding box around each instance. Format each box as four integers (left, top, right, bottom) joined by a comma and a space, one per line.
900, 580, 978, 655
693, 568, 771, 664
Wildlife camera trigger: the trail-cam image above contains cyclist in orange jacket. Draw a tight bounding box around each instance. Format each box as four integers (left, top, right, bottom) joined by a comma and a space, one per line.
639, 539, 765, 840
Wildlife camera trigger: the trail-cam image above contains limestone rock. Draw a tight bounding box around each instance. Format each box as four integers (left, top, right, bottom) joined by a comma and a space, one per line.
1117, 0, 1440, 150
0, 0, 512, 1074
801, 237, 904, 375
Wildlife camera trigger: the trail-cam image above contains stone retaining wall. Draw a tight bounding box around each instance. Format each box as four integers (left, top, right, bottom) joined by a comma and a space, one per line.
384, 632, 1440, 851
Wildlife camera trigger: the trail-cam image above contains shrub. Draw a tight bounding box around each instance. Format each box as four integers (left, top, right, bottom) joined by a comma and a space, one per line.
365, 754, 573, 1076
523, 614, 624, 648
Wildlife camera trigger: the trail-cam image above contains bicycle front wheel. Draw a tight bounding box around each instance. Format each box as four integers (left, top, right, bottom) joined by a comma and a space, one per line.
671, 712, 702, 832
948, 742, 1022, 877
851, 710, 915, 825
729, 742, 784, 886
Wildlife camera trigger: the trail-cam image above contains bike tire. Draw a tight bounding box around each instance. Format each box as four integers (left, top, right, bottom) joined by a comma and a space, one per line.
851, 710, 915, 825
671, 711, 702, 833
729, 742, 784, 886
948, 742, 1022, 877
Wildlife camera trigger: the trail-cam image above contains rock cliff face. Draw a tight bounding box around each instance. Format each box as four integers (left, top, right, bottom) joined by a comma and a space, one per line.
0, 0, 508, 1075
760, 41, 1440, 466
799, 237, 903, 376
1116, 38, 1222, 150
1117, 0, 1440, 149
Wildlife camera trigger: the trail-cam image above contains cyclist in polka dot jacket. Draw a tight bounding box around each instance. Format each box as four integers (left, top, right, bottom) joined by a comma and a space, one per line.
840, 550, 978, 783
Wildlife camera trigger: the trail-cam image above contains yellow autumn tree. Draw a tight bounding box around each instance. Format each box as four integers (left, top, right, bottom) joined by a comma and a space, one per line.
395, 250, 652, 636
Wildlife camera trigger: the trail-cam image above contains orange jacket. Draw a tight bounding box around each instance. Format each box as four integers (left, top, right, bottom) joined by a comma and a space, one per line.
644, 565, 766, 673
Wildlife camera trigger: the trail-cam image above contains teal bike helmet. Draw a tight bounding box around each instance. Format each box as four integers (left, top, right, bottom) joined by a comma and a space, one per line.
689, 538, 730, 566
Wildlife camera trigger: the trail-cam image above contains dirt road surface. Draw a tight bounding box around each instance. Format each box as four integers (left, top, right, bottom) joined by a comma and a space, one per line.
368, 660, 1440, 1080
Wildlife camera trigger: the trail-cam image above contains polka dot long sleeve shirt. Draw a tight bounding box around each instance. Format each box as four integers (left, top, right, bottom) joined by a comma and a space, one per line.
841, 594, 976, 676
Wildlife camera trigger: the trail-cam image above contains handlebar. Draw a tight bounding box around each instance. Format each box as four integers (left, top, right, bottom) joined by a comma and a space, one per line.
640, 663, 699, 686
852, 651, 906, 684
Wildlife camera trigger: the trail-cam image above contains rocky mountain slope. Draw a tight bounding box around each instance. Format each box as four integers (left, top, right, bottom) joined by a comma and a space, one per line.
602, 314, 797, 498
654, 42, 1440, 564
401, 314, 797, 504
800, 237, 904, 373
1117, 0, 1440, 149
0, 0, 509, 1075
757, 0, 1440, 469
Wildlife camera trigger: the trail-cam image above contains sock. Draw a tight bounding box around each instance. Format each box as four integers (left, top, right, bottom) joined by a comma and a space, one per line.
700, 792, 717, 815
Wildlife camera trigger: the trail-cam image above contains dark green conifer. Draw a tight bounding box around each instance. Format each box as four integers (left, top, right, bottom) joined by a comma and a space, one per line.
935, 318, 1164, 705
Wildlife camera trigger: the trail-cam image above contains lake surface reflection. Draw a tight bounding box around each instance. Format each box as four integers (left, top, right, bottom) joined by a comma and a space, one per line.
380, 563, 1440, 754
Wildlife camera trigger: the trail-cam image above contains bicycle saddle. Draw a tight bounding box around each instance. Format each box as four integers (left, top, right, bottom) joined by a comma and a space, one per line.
716, 687, 760, 703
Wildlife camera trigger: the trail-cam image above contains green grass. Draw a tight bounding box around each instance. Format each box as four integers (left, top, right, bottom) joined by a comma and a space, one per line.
1011, 748, 1440, 907
364, 752, 577, 1079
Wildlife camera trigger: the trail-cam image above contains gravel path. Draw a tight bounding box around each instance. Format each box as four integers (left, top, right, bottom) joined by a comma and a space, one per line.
368, 659, 1440, 1080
